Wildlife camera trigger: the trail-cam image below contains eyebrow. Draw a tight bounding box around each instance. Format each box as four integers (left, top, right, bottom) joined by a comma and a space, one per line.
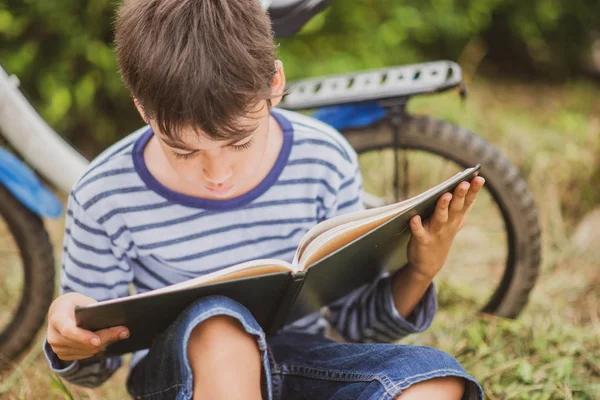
160, 132, 254, 152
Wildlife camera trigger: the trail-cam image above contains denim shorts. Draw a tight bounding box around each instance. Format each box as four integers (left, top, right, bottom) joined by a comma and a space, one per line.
126, 296, 483, 400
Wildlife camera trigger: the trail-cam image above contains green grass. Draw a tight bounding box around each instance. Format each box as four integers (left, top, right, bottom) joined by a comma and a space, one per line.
1, 78, 599, 399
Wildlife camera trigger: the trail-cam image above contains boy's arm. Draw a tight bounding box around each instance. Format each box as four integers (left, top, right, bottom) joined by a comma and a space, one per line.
320, 152, 437, 343
44, 194, 133, 387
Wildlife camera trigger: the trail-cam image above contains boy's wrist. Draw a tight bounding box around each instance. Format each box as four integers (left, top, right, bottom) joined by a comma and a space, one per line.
403, 262, 439, 282
391, 265, 435, 318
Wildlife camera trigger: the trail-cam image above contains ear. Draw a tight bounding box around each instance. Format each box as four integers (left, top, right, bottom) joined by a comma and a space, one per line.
133, 97, 150, 124
269, 60, 286, 108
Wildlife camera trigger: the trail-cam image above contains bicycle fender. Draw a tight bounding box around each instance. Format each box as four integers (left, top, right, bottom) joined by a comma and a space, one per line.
0, 147, 63, 218
311, 103, 387, 130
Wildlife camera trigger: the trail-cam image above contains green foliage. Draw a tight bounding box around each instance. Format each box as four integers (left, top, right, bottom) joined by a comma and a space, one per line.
278, 0, 600, 80
1, 0, 598, 155
0, 0, 140, 157
48, 373, 74, 400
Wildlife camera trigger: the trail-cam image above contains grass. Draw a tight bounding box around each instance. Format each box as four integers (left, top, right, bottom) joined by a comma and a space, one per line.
0, 78, 599, 399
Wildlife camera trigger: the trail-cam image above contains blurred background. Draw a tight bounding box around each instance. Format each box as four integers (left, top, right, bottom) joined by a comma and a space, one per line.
0, 0, 599, 398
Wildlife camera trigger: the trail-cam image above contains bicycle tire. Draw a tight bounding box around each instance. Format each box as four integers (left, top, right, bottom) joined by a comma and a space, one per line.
0, 183, 55, 369
342, 115, 541, 318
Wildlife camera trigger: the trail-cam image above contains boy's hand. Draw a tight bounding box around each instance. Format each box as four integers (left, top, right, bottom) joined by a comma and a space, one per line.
47, 292, 130, 362
406, 176, 485, 280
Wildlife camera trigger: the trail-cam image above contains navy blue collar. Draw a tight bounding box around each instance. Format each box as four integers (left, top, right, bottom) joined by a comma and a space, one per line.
132, 110, 293, 210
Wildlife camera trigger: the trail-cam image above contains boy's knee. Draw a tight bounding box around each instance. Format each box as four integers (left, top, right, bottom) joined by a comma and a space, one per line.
191, 315, 244, 338
396, 376, 465, 400
187, 315, 258, 360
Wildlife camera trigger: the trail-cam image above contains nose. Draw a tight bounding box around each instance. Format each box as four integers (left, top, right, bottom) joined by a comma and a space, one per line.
202, 156, 232, 185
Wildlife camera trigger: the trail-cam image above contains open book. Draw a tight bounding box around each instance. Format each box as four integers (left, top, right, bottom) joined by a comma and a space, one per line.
76, 165, 481, 356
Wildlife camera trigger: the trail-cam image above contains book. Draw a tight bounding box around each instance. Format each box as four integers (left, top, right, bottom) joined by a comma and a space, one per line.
75, 165, 481, 356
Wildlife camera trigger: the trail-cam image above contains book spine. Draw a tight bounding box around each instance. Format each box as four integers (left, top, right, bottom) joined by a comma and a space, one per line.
266, 272, 306, 335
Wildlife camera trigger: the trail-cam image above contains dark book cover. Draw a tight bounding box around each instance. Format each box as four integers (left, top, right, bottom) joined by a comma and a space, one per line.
76, 165, 480, 356
76, 272, 294, 355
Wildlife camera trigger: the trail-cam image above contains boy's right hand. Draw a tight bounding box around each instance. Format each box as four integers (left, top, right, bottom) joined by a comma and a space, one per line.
47, 292, 130, 361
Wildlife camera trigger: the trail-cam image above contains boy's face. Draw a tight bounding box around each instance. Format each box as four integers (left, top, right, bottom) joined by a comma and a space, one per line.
155, 102, 273, 198
137, 61, 285, 199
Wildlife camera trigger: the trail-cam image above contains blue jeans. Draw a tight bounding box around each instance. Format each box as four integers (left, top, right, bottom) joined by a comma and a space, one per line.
126, 296, 483, 399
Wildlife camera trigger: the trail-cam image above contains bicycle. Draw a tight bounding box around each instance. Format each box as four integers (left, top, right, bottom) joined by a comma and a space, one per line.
0, 0, 541, 369
0, 66, 88, 369
273, 0, 541, 318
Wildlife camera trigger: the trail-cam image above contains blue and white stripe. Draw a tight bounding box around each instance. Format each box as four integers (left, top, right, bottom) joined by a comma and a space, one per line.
45, 108, 437, 388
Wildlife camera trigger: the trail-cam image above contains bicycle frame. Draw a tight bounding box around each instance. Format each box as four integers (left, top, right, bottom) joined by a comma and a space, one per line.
0, 65, 89, 195
0, 147, 63, 218
0, 65, 89, 217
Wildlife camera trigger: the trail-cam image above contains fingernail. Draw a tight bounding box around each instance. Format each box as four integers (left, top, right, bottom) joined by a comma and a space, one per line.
119, 330, 130, 339
91, 337, 101, 346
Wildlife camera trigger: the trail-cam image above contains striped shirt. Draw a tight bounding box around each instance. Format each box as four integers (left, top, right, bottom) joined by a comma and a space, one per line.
44, 108, 437, 387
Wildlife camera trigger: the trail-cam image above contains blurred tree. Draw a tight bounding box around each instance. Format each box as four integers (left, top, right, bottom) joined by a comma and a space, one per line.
0, 0, 140, 157
0, 0, 598, 154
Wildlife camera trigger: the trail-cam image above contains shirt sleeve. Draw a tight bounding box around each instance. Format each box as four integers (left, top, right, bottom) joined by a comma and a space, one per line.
322, 148, 437, 343
43, 193, 133, 387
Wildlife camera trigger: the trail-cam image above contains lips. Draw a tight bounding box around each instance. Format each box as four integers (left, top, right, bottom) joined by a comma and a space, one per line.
205, 185, 234, 195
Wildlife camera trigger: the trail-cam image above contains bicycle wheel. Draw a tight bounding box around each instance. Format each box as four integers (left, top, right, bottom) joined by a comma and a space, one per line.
0, 183, 55, 369
342, 115, 541, 318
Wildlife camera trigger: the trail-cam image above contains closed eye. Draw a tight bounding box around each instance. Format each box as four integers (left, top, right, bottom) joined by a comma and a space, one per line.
172, 151, 198, 160
229, 137, 255, 152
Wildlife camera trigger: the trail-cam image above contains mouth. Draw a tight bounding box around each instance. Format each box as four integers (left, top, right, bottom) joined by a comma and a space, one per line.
205, 185, 235, 195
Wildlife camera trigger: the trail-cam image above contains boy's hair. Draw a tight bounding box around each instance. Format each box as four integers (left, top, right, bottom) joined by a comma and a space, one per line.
115, 0, 277, 141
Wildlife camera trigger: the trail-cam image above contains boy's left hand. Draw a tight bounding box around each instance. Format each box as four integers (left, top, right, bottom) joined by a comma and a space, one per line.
406, 176, 485, 280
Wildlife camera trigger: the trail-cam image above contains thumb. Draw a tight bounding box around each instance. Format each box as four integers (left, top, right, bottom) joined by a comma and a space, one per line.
95, 325, 130, 348
409, 215, 427, 240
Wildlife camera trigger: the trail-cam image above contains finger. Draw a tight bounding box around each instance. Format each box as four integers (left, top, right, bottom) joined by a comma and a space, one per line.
449, 182, 470, 213
431, 193, 451, 232
54, 318, 102, 348
55, 352, 98, 361
409, 215, 427, 240
464, 177, 485, 209
51, 347, 97, 359
47, 326, 96, 351
95, 326, 130, 347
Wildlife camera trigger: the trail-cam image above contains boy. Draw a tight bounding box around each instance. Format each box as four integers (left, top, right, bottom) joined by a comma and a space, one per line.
45, 1, 485, 399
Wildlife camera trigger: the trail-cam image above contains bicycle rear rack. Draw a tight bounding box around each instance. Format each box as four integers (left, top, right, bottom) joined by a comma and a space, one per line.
280, 60, 463, 110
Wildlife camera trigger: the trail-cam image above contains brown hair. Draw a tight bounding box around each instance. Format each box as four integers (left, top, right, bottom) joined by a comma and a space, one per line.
115, 0, 277, 141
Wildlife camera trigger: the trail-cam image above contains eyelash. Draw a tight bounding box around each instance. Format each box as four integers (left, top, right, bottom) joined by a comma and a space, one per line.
230, 137, 254, 152
171, 138, 254, 159
172, 151, 197, 160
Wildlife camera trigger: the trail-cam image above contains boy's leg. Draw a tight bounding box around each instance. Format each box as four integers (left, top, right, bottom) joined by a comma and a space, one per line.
396, 376, 466, 399
126, 296, 272, 400
268, 332, 483, 400
187, 315, 262, 399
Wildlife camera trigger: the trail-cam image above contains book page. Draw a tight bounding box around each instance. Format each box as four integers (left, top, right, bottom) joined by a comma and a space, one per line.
83, 259, 294, 309
299, 205, 407, 268
292, 194, 419, 266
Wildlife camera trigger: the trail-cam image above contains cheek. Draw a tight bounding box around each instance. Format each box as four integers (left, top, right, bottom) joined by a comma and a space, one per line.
163, 153, 205, 179
238, 137, 268, 172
